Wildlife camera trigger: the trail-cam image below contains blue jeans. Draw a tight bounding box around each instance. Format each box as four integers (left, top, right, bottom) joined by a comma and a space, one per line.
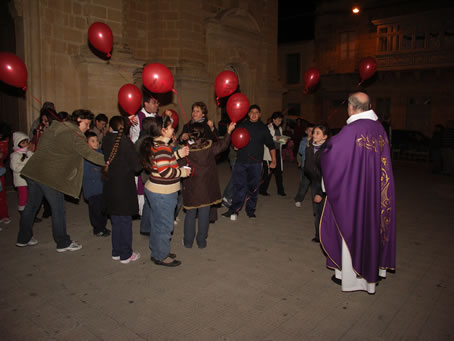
184, 205, 210, 248
145, 189, 177, 261
231, 162, 262, 215
17, 179, 71, 249
140, 194, 151, 234
111, 215, 133, 260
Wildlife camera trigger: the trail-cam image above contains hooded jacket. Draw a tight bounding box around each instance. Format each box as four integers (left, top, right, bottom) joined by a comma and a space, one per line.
10, 132, 34, 187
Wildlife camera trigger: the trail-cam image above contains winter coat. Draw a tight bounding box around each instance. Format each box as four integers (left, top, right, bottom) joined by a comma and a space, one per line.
182, 135, 231, 209
10, 132, 33, 187
263, 123, 284, 169
102, 132, 142, 216
21, 121, 105, 198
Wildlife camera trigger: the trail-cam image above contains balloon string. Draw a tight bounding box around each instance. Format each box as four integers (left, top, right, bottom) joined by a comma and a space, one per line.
172, 88, 192, 169
116, 64, 132, 83
171, 88, 190, 124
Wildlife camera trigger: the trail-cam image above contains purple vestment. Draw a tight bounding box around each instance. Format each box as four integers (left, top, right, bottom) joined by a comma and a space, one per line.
320, 118, 396, 284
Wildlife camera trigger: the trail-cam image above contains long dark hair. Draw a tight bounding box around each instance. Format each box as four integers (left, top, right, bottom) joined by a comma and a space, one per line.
313, 124, 330, 138
101, 116, 125, 180
139, 115, 173, 172
188, 122, 209, 149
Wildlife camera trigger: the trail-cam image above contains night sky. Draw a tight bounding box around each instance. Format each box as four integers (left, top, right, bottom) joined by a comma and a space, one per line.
278, 1, 317, 43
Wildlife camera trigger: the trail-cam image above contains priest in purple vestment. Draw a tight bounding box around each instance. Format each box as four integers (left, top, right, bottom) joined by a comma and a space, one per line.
320, 92, 396, 294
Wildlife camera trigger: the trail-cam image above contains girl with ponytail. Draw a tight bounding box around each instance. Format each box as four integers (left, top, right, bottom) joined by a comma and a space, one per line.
102, 116, 142, 264
140, 115, 190, 267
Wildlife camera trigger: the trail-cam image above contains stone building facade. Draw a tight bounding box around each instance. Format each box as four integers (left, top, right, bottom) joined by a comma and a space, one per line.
279, 0, 454, 136
3, 0, 282, 133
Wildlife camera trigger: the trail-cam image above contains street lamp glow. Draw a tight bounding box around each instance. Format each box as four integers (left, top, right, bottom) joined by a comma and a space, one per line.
352, 7, 360, 14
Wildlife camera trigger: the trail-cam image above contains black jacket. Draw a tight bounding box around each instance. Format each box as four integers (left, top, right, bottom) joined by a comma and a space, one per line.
102, 132, 142, 216
304, 141, 328, 196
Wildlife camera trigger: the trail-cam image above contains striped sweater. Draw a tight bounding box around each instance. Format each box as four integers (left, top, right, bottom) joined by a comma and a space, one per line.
145, 136, 185, 194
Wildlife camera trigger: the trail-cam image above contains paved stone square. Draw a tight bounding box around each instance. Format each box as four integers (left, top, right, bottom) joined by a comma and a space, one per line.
0, 161, 453, 340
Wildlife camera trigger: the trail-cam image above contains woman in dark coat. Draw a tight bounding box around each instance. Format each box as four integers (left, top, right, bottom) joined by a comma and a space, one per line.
182, 121, 235, 248
178, 101, 217, 143
102, 116, 142, 264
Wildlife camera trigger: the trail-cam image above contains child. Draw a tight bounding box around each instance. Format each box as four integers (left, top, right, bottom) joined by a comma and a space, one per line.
182, 121, 236, 248
140, 116, 190, 267
304, 124, 329, 243
83, 131, 110, 237
294, 124, 314, 207
102, 116, 142, 264
10, 132, 34, 214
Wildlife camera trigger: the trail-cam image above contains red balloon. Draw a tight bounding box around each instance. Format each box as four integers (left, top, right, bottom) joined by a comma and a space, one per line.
162, 109, 179, 129
304, 67, 320, 92
142, 63, 174, 93
214, 70, 238, 98
0, 52, 27, 90
231, 127, 250, 149
118, 84, 142, 116
359, 57, 377, 82
88, 22, 113, 57
226, 93, 250, 123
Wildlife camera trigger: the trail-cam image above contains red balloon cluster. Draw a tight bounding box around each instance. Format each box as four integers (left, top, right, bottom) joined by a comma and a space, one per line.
0, 52, 27, 90
142, 63, 174, 93
359, 57, 377, 83
231, 127, 250, 149
118, 84, 142, 116
226, 93, 250, 123
163, 109, 179, 129
304, 67, 320, 93
214, 71, 238, 98
88, 22, 113, 57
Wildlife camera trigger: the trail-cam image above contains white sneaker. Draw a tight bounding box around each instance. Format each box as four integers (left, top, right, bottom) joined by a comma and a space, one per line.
295, 201, 302, 208
120, 252, 141, 264
0, 217, 11, 224
112, 256, 120, 260
16, 237, 39, 247
56, 242, 82, 253
230, 214, 237, 221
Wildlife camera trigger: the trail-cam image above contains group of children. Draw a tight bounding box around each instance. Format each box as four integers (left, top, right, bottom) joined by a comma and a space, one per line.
4, 100, 329, 263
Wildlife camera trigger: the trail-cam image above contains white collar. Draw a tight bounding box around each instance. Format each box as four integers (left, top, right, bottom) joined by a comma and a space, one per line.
141, 107, 157, 117
346, 109, 378, 125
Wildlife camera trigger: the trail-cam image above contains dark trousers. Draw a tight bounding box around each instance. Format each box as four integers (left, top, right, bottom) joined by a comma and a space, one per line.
311, 183, 325, 240
231, 162, 262, 215
294, 169, 311, 202
17, 179, 71, 249
184, 205, 210, 248
260, 152, 284, 194
111, 215, 133, 260
87, 194, 107, 234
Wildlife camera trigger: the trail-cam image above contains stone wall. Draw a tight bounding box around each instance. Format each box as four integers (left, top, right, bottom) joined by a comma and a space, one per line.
12, 0, 282, 132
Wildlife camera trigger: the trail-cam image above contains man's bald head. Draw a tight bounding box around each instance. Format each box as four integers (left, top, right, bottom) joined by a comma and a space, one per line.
348, 92, 370, 116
